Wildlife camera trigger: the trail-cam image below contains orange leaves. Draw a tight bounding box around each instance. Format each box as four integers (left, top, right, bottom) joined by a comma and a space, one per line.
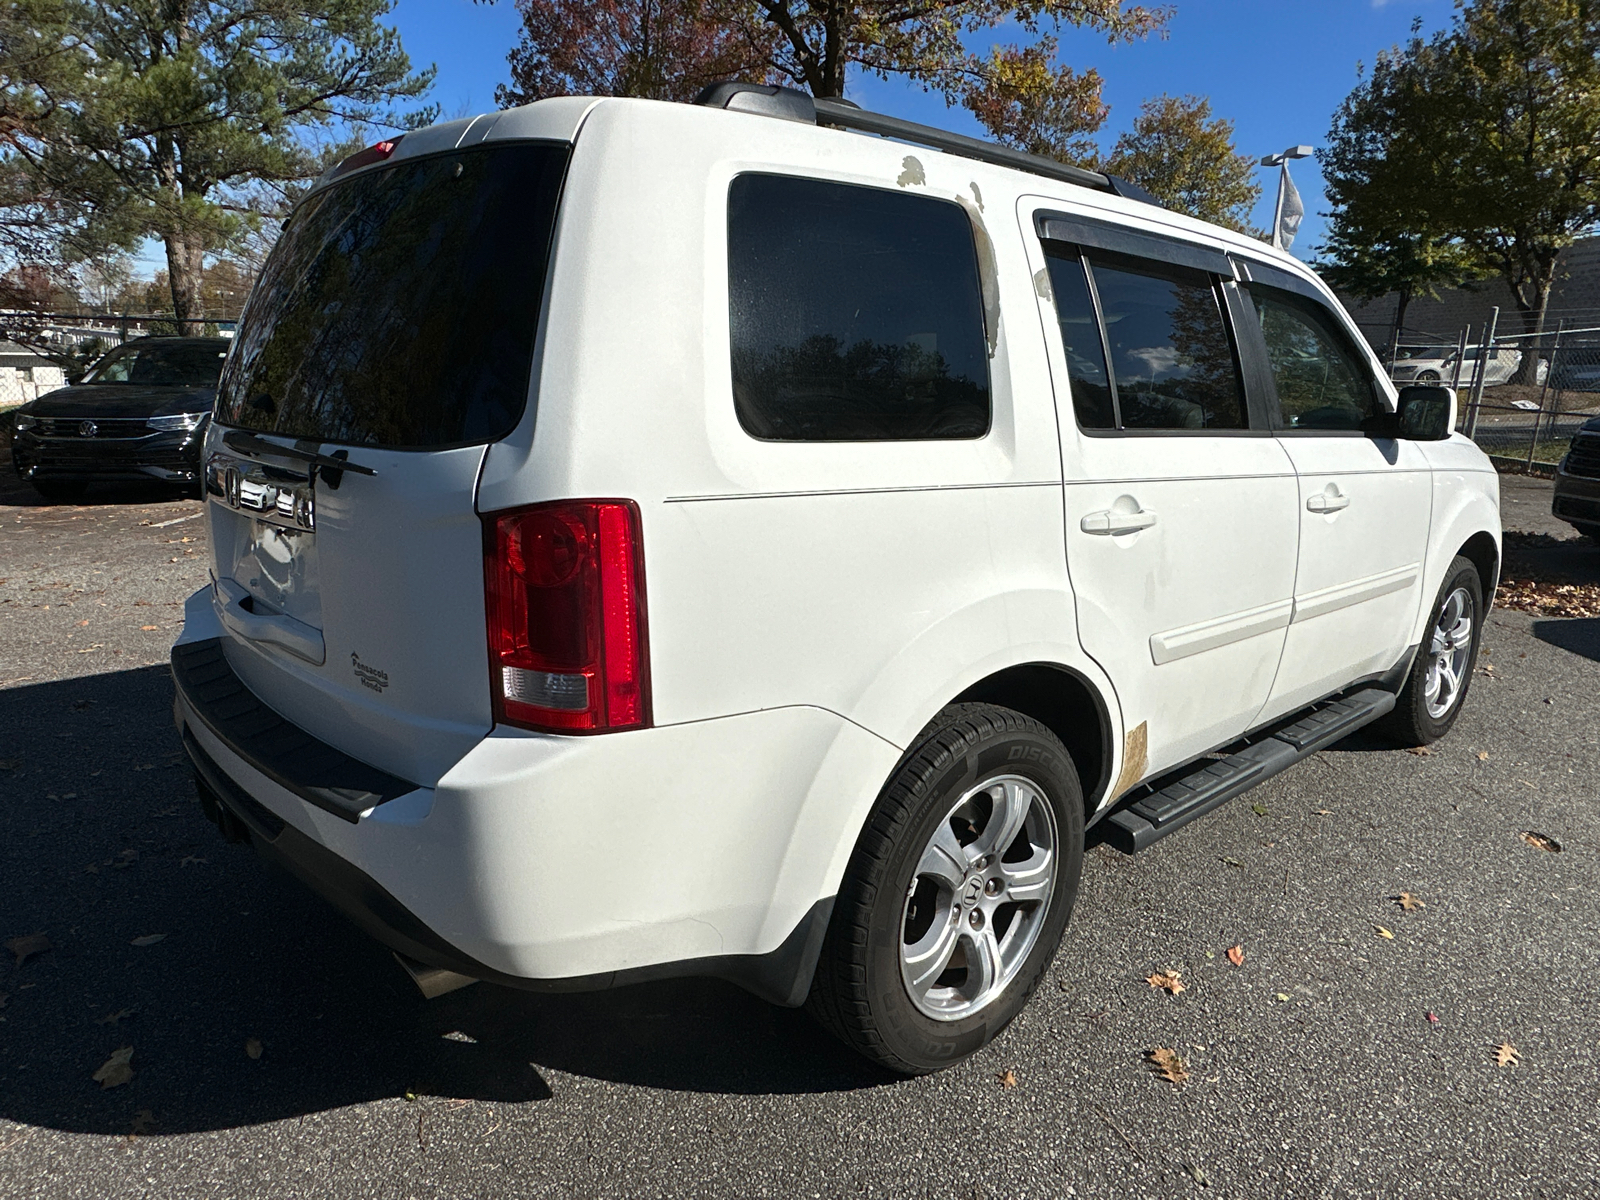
1145, 1047, 1188, 1086
1225, 944, 1244, 967
1494, 1042, 1519, 1067
1520, 831, 1562, 853
1145, 970, 1185, 996
1394, 892, 1425, 912
996, 1067, 1016, 1088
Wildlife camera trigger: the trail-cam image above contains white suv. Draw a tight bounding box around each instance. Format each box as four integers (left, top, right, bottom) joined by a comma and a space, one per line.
173, 84, 1501, 1074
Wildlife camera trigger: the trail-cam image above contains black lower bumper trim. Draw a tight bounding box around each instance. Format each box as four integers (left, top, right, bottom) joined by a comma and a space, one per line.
171, 637, 414, 822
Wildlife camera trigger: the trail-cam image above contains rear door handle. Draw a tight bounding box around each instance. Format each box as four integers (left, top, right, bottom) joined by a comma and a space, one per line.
1081, 507, 1158, 535
1306, 490, 1350, 513
214, 576, 327, 665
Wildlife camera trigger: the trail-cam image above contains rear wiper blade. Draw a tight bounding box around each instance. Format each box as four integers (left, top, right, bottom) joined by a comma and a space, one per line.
222, 429, 377, 476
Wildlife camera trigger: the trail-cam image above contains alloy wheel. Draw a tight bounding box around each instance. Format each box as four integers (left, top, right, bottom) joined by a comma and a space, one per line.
899, 774, 1058, 1021
1425, 585, 1475, 719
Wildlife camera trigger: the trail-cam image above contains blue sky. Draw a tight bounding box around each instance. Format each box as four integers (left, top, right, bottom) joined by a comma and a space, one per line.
139, 0, 1458, 276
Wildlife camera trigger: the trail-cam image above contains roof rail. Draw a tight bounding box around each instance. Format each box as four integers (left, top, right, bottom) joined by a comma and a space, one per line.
695, 81, 1158, 206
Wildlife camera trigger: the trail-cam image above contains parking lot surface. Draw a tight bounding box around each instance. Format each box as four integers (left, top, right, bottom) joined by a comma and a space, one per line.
2, 467, 1598, 1198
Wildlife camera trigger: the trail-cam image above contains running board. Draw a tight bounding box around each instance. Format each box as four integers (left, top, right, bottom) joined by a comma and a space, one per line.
1104, 689, 1395, 854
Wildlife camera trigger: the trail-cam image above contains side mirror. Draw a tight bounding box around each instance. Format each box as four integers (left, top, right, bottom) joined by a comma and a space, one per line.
1395, 385, 1456, 440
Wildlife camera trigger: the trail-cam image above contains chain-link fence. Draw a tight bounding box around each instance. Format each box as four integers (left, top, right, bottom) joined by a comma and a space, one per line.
1386, 310, 1600, 469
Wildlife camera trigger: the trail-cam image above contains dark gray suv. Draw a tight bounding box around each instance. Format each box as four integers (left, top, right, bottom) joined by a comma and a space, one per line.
1552, 414, 1600, 542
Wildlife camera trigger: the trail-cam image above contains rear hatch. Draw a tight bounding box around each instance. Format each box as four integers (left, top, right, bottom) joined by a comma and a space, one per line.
204, 140, 570, 786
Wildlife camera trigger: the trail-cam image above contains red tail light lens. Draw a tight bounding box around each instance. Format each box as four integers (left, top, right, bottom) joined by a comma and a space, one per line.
484, 500, 650, 733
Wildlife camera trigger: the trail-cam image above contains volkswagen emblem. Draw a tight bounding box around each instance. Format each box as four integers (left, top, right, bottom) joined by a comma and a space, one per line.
78, 420, 97, 438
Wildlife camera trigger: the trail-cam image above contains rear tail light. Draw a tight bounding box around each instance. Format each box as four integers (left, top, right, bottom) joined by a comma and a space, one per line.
483, 500, 650, 733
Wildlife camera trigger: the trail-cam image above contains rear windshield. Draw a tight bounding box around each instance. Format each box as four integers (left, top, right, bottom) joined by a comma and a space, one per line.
90, 340, 229, 387
215, 142, 570, 449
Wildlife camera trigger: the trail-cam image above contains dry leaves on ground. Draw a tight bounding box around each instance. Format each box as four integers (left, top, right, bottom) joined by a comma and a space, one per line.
1374, 925, 1395, 940
93, 1046, 135, 1089
997, 1068, 1016, 1088
1394, 892, 1425, 912
129, 1110, 156, 1135
1407, 746, 1432, 756
1145, 970, 1185, 995
1477, 750, 1491, 761
1494, 1042, 1519, 1067
1496, 579, 1600, 619
1145, 1048, 1188, 1086
1521, 831, 1563, 853
97, 1009, 133, 1025
1226, 944, 1244, 967
245, 1038, 263, 1060
129, 934, 166, 947
5, 934, 51, 966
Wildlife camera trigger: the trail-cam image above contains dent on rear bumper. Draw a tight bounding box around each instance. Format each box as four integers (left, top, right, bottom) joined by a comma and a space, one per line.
173, 595, 898, 988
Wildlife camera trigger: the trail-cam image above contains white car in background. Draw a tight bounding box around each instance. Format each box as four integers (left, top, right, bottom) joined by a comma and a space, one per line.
1391, 343, 1546, 386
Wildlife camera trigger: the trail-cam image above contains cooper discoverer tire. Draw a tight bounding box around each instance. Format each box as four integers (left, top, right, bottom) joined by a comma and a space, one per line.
807, 703, 1084, 1074
1379, 554, 1484, 746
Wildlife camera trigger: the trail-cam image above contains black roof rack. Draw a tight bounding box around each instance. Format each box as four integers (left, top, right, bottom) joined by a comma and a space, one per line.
696, 82, 1159, 206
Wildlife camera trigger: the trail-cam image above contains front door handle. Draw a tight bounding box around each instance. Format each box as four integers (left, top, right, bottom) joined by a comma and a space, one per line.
1081, 507, 1158, 535
1306, 488, 1350, 514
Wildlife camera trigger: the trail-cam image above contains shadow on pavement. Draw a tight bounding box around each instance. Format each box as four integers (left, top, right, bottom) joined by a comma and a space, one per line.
1531, 617, 1600, 663
0, 667, 886, 1137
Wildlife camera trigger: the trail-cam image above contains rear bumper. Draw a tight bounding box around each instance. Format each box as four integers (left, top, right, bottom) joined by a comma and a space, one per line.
171, 605, 893, 1005
12, 428, 202, 480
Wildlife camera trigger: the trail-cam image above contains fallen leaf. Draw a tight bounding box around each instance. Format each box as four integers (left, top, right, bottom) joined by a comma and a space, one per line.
1426, 1011, 1440, 1026
1407, 746, 1432, 756
1182, 1161, 1210, 1186
1220, 856, 1243, 867
129, 934, 166, 947
1250, 801, 1270, 817
1494, 1042, 1519, 1067
129, 1109, 156, 1135
1374, 925, 1395, 940
76, 619, 89, 627
1520, 831, 1563, 853
1275, 993, 1291, 1002
5, 934, 52, 966
1477, 750, 1490, 761
997, 1067, 1016, 1088
1145, 970, 1185, 996
139, 625, 158, 631
97, 1009, 134, 1025
93, 1046, 135, 1089
179, 856, 208, 867
1313, 809, 1333, 816
1395, 892, 1425, 912
245, 1038, 263, 1060
1226, 944, 1244, 967
1145, 1047, 1188, 1086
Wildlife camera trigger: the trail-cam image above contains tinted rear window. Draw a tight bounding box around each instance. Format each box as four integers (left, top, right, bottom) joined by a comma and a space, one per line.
728, 174, 990, 441
215, 143, 569, 449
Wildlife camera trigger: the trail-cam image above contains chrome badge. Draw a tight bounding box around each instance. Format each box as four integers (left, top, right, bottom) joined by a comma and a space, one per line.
206, 453, 316, 531
78, 420, 97, 438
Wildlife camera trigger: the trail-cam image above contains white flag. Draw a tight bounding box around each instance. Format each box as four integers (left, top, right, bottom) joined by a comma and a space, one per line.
1277, 164, 1305, 252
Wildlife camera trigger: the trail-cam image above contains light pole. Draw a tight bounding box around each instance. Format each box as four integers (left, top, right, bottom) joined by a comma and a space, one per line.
1260, 145, 1313, 252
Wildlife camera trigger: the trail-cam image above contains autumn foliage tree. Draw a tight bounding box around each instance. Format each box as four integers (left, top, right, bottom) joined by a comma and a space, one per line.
494, 0, 1170, 160
1101, 94, 1260, 230
495, 0, 777, 105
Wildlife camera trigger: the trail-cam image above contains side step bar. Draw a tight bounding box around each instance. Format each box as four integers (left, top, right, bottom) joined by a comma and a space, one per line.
1104, 688, 1396, 854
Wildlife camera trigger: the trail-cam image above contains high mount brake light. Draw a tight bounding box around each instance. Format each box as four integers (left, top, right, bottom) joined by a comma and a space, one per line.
484, 500, 650, 733
329, 137, 404, 179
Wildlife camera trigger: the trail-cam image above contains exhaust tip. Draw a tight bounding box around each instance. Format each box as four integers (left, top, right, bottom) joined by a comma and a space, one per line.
394, 952, 479, 1000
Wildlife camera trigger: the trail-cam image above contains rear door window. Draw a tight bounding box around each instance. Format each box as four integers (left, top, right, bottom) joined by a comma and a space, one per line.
727, 174, 990, 441
215, 143, 570, 449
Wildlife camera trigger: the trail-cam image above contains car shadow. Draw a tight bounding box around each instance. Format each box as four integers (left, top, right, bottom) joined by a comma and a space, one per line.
1531, 617, 1600, 663
0, 667, 889, 1136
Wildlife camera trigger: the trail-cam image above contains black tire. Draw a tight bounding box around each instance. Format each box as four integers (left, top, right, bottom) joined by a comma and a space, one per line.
30, 479, 88, 504
1417, 371, 1441, 382
1378, 555, 1484, 746
807, 703, 1084, 1074
1572, 522, 1600, 547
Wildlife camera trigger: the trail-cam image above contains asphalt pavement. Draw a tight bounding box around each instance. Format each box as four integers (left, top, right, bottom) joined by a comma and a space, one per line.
1, 464, 1598, 1198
